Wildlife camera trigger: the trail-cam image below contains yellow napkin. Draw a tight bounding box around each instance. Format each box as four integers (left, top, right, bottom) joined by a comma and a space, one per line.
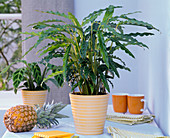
107, 126, 163, 138
106, 113, 155, 125
32, 130, 77, 138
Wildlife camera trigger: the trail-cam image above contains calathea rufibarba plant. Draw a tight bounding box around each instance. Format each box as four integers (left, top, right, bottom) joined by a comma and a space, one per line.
0, 59, 64, 93
22, 5, 159, 95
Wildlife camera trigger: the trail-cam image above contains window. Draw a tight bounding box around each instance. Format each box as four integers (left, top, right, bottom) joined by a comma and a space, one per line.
0, 0, 21, 90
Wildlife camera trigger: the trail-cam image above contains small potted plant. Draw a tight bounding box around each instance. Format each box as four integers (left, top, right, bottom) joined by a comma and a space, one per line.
1, 59, 63, 107
22, 5, 158, 135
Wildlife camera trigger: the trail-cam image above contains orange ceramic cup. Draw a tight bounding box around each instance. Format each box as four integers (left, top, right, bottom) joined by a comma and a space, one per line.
127, 94, 146, 114
112, 93, 128, 113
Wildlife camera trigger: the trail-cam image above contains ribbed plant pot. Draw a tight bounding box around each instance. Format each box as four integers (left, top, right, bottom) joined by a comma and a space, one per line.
69, 93, 109, 135
21, 89, 47, 108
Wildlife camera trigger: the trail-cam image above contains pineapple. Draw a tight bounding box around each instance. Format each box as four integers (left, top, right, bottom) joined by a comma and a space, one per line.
4, 105, 37, 132
4, 102, 68, 132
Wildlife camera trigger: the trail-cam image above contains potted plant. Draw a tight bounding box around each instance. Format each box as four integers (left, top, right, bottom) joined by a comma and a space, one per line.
22, 5, 158, 135
1, 59, 63, 107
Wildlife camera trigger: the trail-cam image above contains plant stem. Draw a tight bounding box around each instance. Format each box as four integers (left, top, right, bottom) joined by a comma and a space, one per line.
0, 48, 9, 87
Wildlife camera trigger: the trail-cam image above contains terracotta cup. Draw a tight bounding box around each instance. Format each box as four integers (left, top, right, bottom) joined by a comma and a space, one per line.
127, 94, 146, 114
112, 93, 128, 113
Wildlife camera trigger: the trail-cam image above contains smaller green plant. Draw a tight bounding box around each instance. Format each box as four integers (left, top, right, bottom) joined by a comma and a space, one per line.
0, 59, 64, 93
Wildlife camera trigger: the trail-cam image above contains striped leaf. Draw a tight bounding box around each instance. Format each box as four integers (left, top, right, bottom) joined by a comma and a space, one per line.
98, 30, 109, 67
12, 68, 26, 91
63, 45, 71, 79
31, 63, 42, 85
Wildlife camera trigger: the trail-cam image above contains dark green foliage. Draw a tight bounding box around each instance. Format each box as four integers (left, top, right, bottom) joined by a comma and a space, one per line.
23, 5, 158, 95
1, 59, 63, 93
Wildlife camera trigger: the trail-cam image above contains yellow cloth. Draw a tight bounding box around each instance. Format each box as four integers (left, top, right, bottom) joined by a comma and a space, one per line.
32, 130, 76, 138
106, 113, 155, 125
107, 126, 164, 138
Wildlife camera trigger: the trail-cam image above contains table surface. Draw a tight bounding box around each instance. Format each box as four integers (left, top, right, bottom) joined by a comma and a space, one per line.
2, 105, 164, 138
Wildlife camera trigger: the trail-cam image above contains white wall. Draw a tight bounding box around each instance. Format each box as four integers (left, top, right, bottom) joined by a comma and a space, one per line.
74, 0, 170, 136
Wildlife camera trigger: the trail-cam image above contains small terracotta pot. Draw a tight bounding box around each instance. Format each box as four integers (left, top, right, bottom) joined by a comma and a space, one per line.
21, 89, 47, 107
69, 93, 109, 135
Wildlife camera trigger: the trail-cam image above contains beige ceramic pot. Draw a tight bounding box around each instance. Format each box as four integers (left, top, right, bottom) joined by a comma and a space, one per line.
21, 89, 47, 107
69, 93, 109, 135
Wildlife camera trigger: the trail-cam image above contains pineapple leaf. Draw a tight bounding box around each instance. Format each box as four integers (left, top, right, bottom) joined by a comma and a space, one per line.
35, 102, 68, 128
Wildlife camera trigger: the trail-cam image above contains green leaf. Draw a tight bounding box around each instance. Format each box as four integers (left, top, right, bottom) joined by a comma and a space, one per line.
28, 19, 65, 28
103, 5, 115, 23
102, 23, 149, 48
125, 32, 154, 37
68, 12, 81, 29
0, 60, 27, 74
98, 30, 109, 67
78, 78, 84, 90
107, 79, 114, 88
63, 45, 71, 79
82, 5, 122, 26
109, 58, 120, 78
71, 83, 78, 92
53, 68, 64, 87
42, 70, 63, 83
119, 44, 135, 58
80, 41, 88, 58
39, 43, 68, 57
31, 63, 42, 85
97, 64, 108, 73
118, 14, 159, 31
82, 11, 103, 26
82, 82, 89, 95
12, 68, 26, 90
84, 67, 89, 79
34, 28, 54, 48
89, 70, 96, 84
113, 61, 131, 72
112, 56, 126, 66
38, 10, 70, 19
99, 72, 110, 92
67, 24, 84, 40
0, 62, 15, 74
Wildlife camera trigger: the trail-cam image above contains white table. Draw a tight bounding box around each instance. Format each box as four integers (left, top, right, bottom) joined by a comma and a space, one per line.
2, 105, 164, 138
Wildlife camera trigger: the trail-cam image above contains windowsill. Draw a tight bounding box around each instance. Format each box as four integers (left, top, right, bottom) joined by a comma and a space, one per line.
0, 90, 22, 110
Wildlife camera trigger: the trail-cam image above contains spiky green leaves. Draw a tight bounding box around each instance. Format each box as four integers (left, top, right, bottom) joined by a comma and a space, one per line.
20, 5, 159, 95
35, 102, 69, 128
